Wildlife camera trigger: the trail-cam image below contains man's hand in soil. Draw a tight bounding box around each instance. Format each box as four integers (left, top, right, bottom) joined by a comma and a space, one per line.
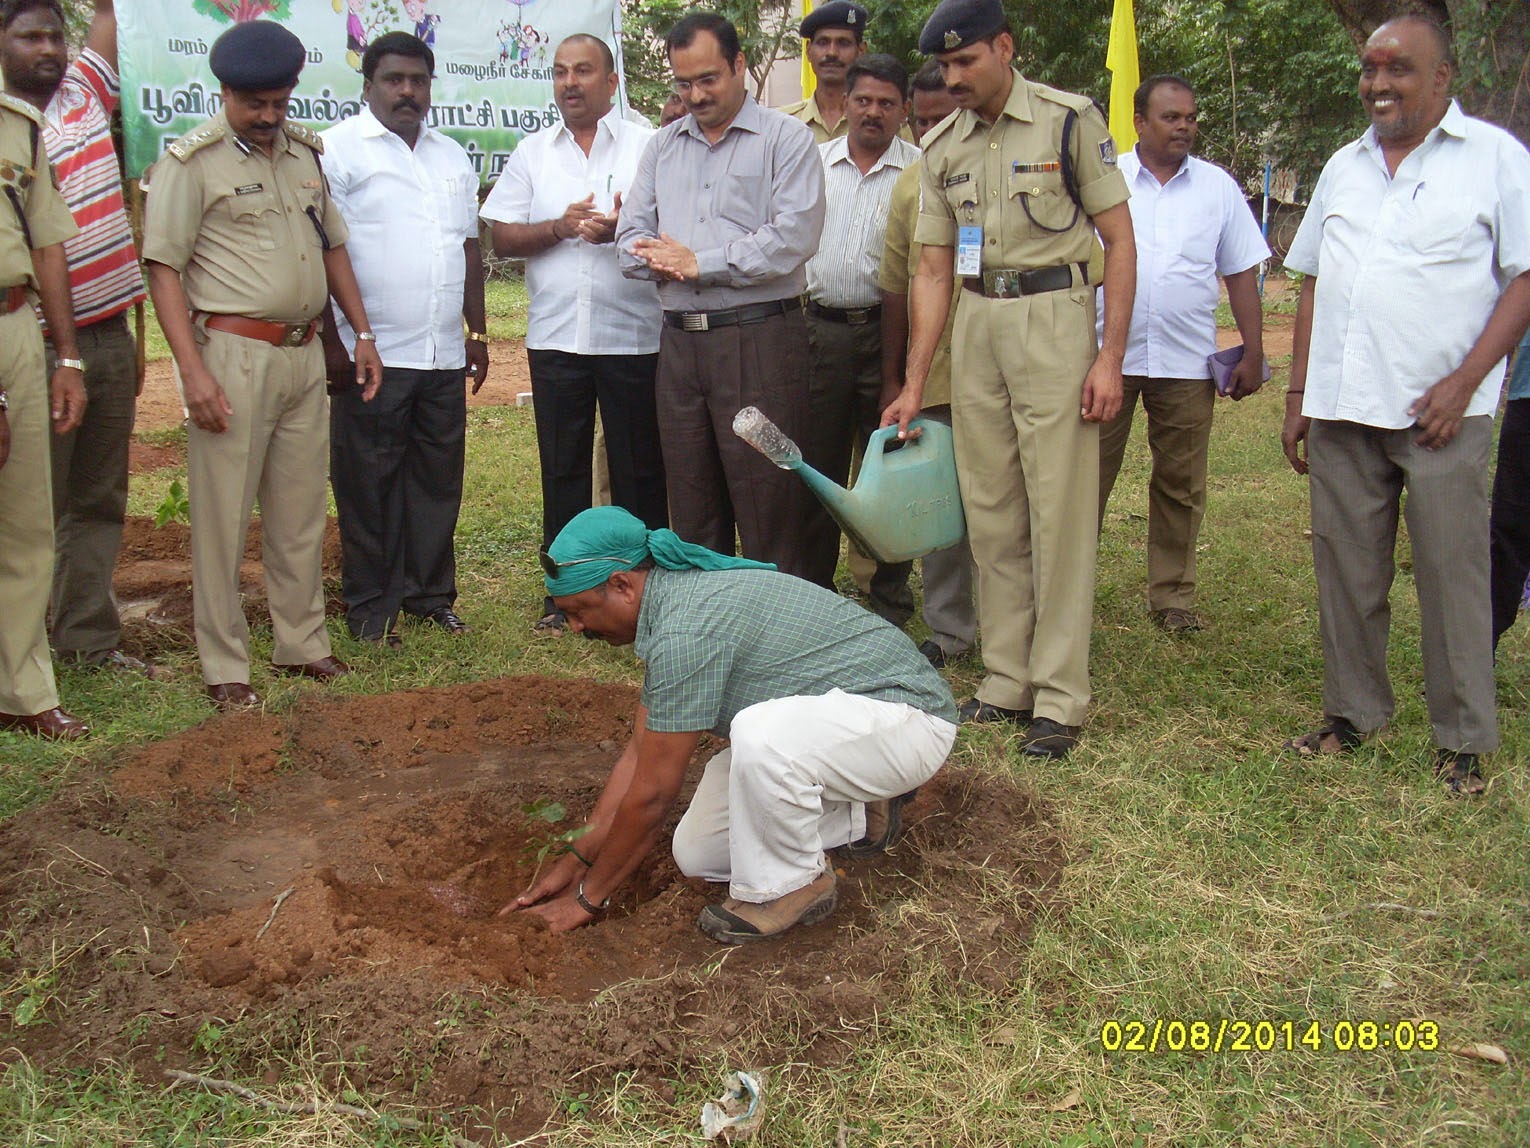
523, 893, 596, 933
503, 851, 584, 916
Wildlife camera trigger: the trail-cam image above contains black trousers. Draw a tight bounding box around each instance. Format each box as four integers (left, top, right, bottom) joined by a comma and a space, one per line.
530, 349, 666, 607
1491, 396, 1530, 650
802, 312, 914, 617
331, 366, 466, 639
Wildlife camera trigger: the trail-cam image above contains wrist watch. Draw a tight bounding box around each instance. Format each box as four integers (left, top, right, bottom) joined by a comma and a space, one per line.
354, 331, 377, 343
575, 879, 610, 917
57, 357, 85, 371
466, 330, 488, 344
0, 389, 8, 411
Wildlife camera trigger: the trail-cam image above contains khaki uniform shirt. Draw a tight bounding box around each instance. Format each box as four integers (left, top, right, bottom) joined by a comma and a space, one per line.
141, 112, 348, 322
880, 159, 957, 408
914, 71, 1128, 271
0, 94, 78, 289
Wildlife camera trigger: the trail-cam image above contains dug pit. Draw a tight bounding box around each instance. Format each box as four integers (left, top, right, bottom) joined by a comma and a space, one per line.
0, 677, 1064, 1139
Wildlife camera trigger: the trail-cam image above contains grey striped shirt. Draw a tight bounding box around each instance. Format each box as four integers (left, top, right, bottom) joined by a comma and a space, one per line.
807, 135, 920, 308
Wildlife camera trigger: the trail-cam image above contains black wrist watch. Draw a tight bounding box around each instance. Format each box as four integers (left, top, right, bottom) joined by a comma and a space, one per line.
575, 879, 610, 917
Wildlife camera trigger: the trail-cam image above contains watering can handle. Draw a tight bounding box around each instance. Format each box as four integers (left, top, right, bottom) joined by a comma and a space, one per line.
866, 418, 929, 457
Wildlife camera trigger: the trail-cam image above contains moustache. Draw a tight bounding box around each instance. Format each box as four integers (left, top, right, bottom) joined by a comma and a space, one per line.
393, 99, 421, 112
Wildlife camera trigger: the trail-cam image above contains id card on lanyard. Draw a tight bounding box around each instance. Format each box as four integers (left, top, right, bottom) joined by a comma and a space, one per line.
956, 225, 982, 277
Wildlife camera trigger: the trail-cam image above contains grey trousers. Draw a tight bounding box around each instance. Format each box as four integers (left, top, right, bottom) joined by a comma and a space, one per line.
1308, 417, 1497, 753
48, 313, 136, 661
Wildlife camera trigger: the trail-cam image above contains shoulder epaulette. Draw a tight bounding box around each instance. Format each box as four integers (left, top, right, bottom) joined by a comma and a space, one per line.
283, 122, 324, 153
778, 99, 808, 117
1032, 82, 1104, 120
0, 91, 44, 127
166, 120, 226, 162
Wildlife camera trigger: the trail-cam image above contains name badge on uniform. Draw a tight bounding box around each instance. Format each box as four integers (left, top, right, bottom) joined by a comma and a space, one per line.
956, 225, 983, 277
234, 183, 263, 195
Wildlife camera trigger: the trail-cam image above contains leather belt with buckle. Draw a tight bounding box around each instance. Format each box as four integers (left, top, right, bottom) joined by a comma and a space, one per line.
806, 299, 882, 326
3, 284, 28, 314
202, 313, 318, 347
962, 262, 1089, 299
663, 296, 802, 333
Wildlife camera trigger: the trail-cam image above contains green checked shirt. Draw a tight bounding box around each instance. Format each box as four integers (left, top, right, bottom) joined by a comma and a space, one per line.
634, 568, 958, 736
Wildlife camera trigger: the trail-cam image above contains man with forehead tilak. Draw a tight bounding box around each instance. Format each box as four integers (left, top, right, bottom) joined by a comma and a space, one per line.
142, 21, 382, 709
882, 0, 1135, 760
508, 506, 958, 944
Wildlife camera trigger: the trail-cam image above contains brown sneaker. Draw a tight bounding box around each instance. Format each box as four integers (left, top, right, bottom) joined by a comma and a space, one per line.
696, 871, 838, 945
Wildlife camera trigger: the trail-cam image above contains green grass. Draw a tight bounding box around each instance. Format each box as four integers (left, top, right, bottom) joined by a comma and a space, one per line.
2, 291, 1527, 1145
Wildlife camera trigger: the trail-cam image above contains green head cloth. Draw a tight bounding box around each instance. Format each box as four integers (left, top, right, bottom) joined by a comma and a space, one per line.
543, 506, 776, 597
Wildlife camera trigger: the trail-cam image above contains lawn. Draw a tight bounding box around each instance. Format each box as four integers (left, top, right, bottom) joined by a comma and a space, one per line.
1, 287, 1525, 1147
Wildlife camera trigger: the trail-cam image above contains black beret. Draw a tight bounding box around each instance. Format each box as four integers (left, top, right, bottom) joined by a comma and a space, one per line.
800, 2, 870, 40
918, 0, 1006, 55
209, 20, 306, 91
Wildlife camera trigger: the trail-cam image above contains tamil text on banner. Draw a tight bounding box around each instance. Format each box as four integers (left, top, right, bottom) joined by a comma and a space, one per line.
118, 0, 622, 185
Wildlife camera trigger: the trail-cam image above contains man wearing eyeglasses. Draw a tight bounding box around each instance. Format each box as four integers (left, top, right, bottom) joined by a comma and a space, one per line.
509, 506, 958, 943
617, 12, 826, 582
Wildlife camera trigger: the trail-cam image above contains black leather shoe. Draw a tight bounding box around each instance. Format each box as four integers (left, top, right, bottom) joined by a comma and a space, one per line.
957, 697, 1032, 725
425, 607, 470, 634
1021, 716, 1081, 759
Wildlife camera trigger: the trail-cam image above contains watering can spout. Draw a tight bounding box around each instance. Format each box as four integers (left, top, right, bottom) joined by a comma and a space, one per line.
732, 408, 965, 563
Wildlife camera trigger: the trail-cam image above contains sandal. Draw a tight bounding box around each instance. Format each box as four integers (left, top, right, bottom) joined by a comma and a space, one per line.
1283, 717, 1364, 758
1434, 751, 1486, 797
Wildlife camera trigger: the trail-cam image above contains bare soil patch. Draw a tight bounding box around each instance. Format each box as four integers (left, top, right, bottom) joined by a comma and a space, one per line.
113, 515, 343, 658
0, 677, 1063, 1139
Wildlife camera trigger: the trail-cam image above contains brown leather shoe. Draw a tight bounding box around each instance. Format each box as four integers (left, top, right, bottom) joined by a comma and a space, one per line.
206, 683, 261, 710
697, 870, 838, 945
272, 656, 350, 681
0, 707, 90, 741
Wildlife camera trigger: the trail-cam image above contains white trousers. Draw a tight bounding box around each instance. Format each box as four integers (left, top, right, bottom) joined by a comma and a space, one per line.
671, 690, 958, 903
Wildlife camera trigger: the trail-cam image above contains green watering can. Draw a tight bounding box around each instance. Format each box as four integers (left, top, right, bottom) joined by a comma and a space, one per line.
733, 406, 966, 564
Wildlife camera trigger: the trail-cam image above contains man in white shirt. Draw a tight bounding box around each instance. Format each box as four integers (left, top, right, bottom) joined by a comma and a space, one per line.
1096, 75, 1269, 634
321, 31, 485, 649
1280, 15, 1530, 795
481, 33, 665, 636
801, 54, 918, 605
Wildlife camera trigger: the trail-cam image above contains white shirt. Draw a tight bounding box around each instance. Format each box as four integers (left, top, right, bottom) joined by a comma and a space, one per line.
1285, 101, 1530, 428
480, 107, 660, 355
1099, 150, 1269, 379
321, 108, 479, 370
806, 135, 920, 308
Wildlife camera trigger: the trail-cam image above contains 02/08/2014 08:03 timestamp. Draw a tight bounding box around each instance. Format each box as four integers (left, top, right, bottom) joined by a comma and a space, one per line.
1099, 1018, 1441, 1054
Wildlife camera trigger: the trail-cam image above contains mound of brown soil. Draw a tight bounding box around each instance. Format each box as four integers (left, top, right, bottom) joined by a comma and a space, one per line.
0, 676, 1063, 1140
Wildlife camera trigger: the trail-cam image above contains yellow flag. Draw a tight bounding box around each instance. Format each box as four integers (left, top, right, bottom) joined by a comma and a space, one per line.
1106, 0, 1139, 151
801, 0, 816, 98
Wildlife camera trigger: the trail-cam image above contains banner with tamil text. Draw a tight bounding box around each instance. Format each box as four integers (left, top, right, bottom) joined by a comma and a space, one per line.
118, 0, 625, 184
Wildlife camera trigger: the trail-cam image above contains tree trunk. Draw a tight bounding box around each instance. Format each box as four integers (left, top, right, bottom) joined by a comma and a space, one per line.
1324, 0, 1529, 146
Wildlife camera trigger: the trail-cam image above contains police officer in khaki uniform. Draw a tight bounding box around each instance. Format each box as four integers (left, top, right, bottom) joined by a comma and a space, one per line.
882, 0, 1135, 759
778, 2, 868, 144
0, 88, 88, 739
142, 21, 383, 710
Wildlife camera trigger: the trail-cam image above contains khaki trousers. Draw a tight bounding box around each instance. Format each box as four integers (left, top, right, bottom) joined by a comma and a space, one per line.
0, 306, 61, 715
1308, 417, 1497, 753
951, 287, 1100, 726
187, 328, 332, 685
1097, 375, 1216, 612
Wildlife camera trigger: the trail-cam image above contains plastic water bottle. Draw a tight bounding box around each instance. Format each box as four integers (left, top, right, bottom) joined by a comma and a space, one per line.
732, 406, 802, 469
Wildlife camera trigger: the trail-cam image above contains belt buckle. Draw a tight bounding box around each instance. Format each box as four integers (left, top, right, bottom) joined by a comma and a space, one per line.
681, 312, 709, 333
847, 308, 870, 325
989, 271, 1020, 298
283, 324, 307, 347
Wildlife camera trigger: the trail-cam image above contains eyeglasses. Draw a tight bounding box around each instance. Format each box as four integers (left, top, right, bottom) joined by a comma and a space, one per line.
538, 546, 632, 579
669, 71, 727, 96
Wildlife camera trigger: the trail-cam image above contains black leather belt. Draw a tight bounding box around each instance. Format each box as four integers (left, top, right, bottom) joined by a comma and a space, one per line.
806, 299, 882, 326
663, 296, 802, 332
963, 262, 1089, 299
3, 284, 28, 314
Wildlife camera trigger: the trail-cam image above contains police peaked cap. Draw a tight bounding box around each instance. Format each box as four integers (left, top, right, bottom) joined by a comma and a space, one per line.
918, 0, 1007, 55
209, 20, 306, 91
800, 2, 871, 40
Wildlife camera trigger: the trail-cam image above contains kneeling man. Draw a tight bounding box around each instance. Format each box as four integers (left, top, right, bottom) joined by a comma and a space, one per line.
510, 506, 958, 943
